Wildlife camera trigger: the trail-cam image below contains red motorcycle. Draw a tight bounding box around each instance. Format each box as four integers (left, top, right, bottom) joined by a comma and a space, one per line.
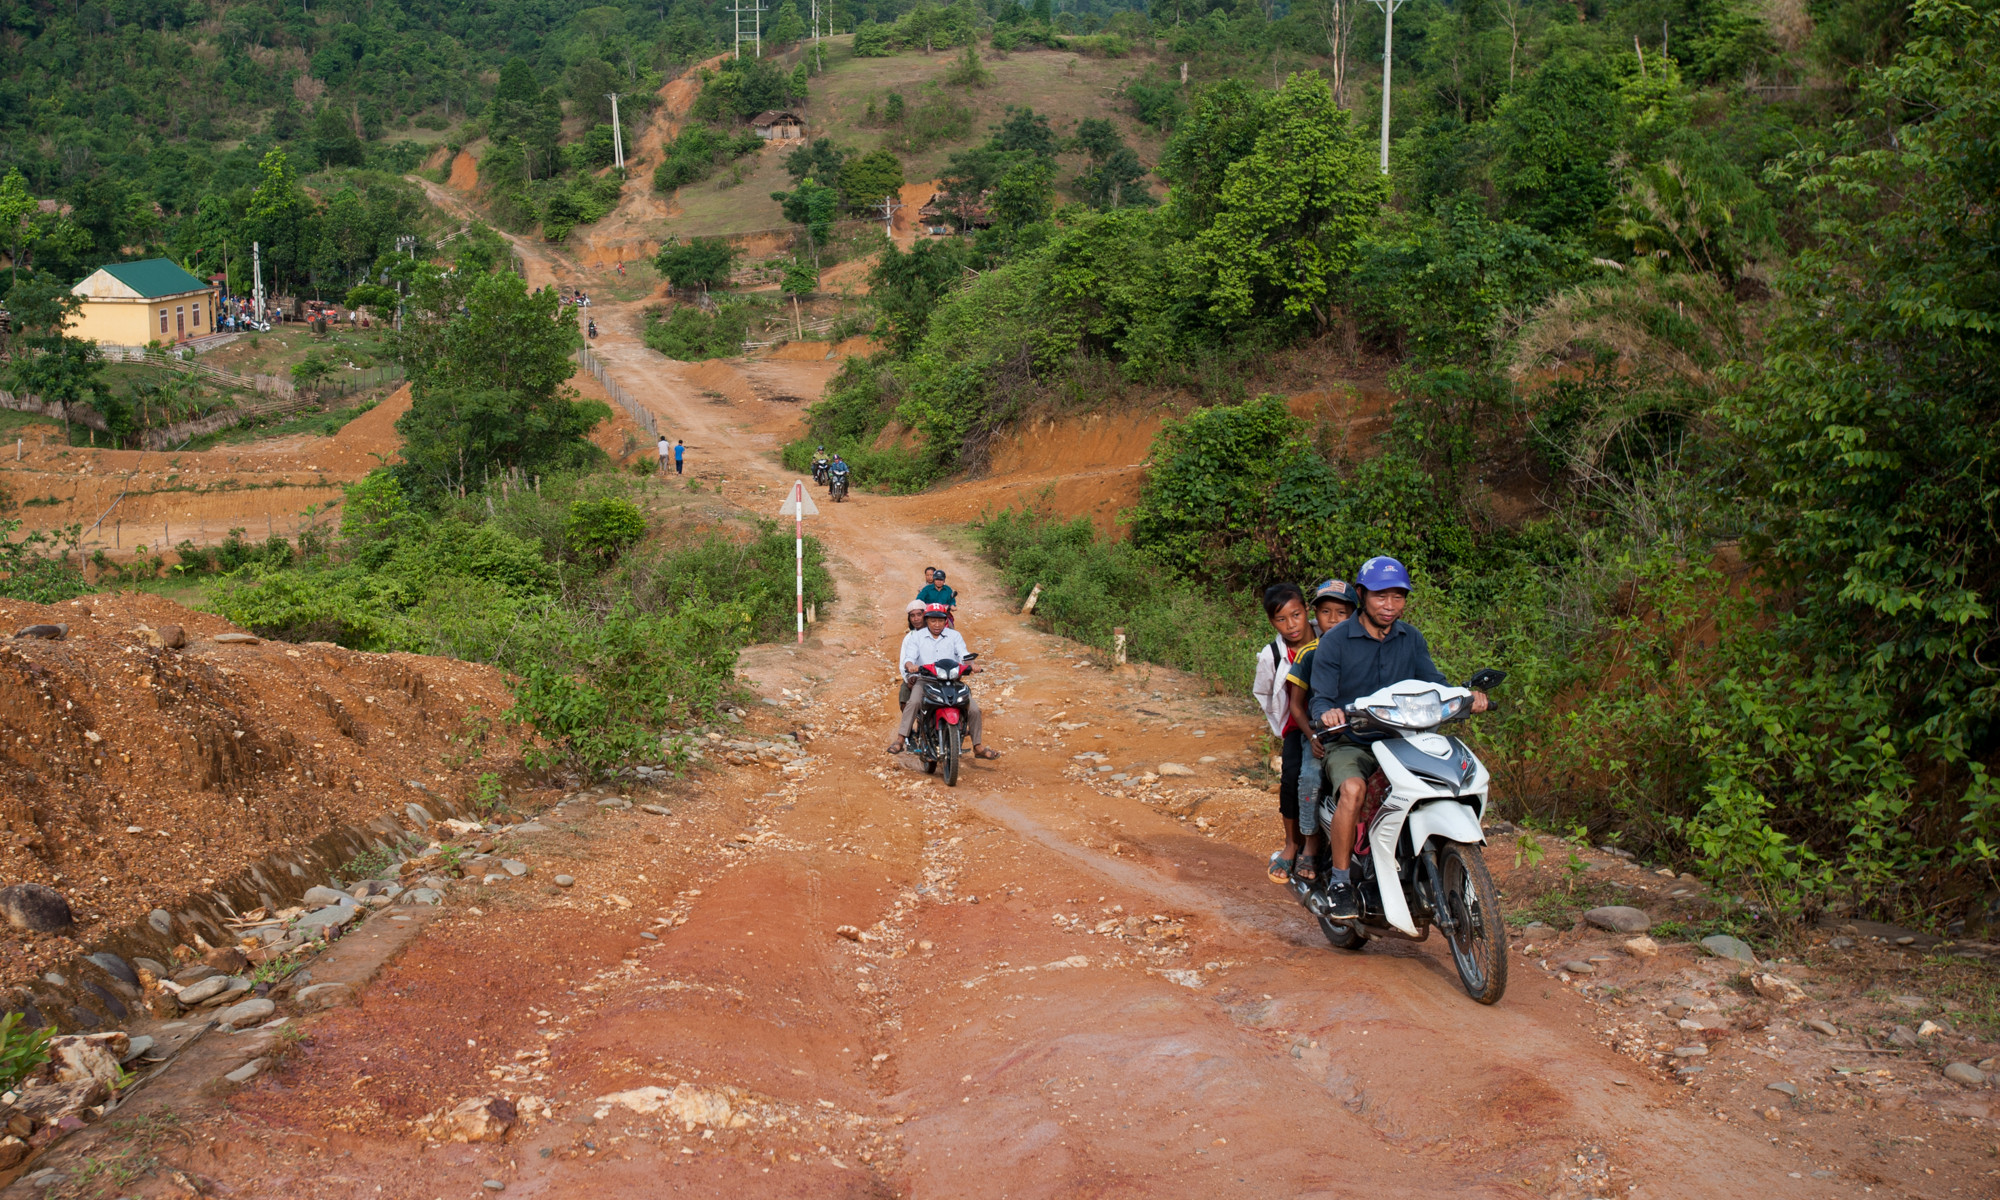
905, 653, 977, 786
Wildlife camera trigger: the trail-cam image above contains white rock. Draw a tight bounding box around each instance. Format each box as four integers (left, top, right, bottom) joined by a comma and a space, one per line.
1751, 973, 1808, 1005
438, 1096, 518, 1143
48, 1034, 128, 1087
1158, 763, 1196, 777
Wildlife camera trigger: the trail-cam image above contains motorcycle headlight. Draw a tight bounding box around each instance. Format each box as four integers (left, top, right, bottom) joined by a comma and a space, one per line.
1369, 690, 1444, 728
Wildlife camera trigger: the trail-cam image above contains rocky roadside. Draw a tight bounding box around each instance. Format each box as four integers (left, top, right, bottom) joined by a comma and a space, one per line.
0, 793, 584, 1193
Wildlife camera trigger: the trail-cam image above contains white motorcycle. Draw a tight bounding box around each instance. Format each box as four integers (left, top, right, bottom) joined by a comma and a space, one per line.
1294, 669, 1509, 1004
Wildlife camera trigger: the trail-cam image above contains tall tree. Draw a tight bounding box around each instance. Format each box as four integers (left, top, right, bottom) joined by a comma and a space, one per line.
1192, 73, 1384, 331
0, 170, 35, 288
4, 273, 107, 443
245, 149, 319, 291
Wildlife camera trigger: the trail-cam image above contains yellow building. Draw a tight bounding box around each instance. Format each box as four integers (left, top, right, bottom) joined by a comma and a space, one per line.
68, 259, 218, 346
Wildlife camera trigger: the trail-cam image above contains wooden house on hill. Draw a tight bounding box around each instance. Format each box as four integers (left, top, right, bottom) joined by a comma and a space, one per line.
750, 110, 807, 140
918, 190, 993, 234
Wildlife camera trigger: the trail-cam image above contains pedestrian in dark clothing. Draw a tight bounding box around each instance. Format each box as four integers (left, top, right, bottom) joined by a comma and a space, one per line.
674, 440, 685, 473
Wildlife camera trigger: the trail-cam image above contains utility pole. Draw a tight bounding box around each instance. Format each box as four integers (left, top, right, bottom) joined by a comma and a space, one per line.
251, 240, 265, 325
733, 0, 742, 59
1366, 0, 1407, 174
755, 0, 762, 58
874, 193, 901, 238
606, 93, 626, 169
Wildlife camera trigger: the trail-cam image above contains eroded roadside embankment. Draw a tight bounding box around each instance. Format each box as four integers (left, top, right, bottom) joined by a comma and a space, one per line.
0, 590, 523, 1023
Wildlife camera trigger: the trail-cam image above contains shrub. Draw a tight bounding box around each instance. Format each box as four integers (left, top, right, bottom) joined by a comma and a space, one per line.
653, 237, 740, 290
0, 520, 88, 603
853, 20, 894, 55
505, 599, 742, 770
0, 1011, 53, 1092
643, 301, 754, 360
565, 497, 647, 561
974, 508, 1263, 690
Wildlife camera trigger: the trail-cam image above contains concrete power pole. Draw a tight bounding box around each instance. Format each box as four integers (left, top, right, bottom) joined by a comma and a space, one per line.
251, 240, 265, 325
755, 0, 762, 58
606, 93, 626, 169
875, 193, 902, 238
1366, 0, 1408, 174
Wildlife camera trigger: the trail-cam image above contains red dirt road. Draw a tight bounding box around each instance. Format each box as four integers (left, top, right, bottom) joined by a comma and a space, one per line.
90, 270, 1874, 1200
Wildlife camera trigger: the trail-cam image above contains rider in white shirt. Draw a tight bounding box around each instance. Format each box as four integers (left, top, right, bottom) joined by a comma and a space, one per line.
888, 604, 998, 759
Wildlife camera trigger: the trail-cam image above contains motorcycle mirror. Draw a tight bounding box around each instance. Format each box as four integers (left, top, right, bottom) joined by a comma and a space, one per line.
962, 652, 978, 660
1465, 667, 1507, 691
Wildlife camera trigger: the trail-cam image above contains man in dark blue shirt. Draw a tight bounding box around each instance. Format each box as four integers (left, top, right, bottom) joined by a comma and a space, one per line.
1306, 556, 1488, 918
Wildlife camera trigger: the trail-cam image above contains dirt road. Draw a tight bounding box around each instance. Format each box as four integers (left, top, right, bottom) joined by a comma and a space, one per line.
59, 238, 1897, 1200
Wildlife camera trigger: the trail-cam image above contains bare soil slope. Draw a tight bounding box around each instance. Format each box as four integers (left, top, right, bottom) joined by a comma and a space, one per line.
0, 590, 516, 987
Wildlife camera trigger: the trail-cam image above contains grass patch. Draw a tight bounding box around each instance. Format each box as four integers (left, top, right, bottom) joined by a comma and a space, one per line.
180, 400, 379, 451
1913, 956, 2000, 1040
1502, 879, 1635, 931
971, 505, 1261, 690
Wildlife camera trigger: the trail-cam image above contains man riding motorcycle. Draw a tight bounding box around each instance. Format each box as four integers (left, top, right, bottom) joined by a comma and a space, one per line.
812, 445, 831, 484
1307, 556, 1488, 919
888, 604, 999, 761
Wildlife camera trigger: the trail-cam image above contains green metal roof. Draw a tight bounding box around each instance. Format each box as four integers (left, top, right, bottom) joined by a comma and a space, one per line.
96, 259, 209, 299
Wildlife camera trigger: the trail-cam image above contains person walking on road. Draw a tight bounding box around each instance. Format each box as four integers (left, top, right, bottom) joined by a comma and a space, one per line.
657, 435, 672, 475
674, 440, 685, 474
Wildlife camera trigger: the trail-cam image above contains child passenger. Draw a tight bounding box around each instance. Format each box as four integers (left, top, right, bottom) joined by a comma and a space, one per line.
1252, 582, 1312, 884
1284, 579, 1359, 880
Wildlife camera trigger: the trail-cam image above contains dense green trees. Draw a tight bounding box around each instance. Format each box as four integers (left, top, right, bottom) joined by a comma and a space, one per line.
773, 0, 2000, 929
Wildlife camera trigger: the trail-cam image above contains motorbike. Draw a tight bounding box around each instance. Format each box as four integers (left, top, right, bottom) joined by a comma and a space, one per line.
587, 319, 598, 339
828, 465, 850, 502
1292, 668, 1509, 1004
812, 458, 830, 485
905, 653, 977, 786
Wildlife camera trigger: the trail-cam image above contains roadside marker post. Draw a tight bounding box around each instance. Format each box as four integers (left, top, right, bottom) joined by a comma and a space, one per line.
779, 481, 819, 644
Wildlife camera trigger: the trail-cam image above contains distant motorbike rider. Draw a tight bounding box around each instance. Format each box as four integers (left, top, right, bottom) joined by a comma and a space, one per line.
1307, 556, 1487, 918
812, 446, 831, 483
889, 604, 999, 760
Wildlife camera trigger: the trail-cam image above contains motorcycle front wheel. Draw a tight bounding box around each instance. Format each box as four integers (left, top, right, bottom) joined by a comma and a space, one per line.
1438, 841, 1507, 1004
942, 724, 961, 787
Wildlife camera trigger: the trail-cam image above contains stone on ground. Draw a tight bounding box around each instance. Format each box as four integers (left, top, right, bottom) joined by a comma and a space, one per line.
1751, 973, 1807, 1005
1700, 934, 1756, 964
1621, 936, 1660, 958
0, 883, 74, 933
439, 1096, 517, 1143
1583, 906, 1652, 933
215, 998, 276, 1029
1945, 1062, 1987, 1086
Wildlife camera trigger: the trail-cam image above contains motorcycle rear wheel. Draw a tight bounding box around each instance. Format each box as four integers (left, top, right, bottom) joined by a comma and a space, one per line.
942, 724, 961, 787
1438, 841, 1507, 1005
1317, 915, 1368, 951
